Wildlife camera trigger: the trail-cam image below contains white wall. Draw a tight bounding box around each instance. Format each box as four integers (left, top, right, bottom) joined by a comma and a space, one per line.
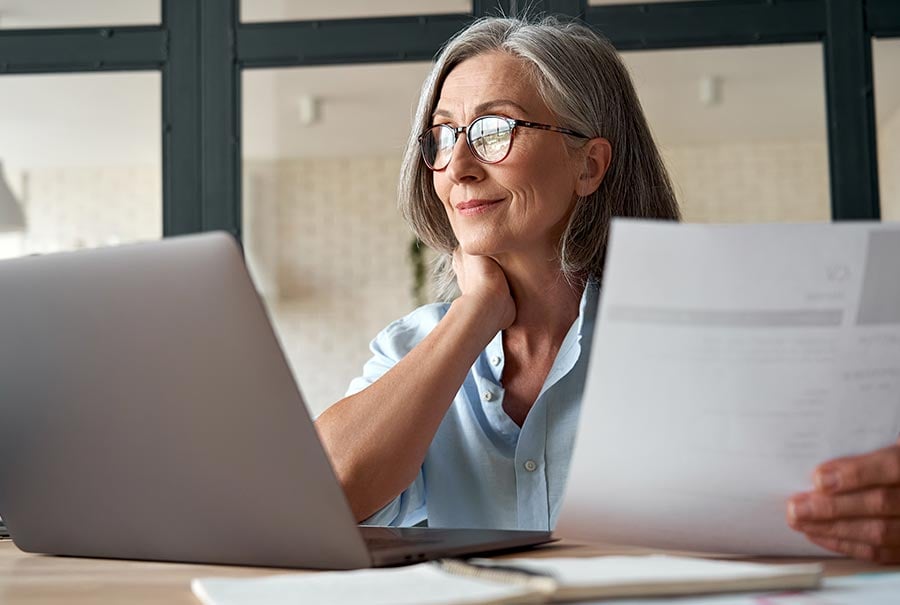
21, 165, 161, 253
665, 141, 830, 224
243, 156, 416, 413
880, 106, 900, 221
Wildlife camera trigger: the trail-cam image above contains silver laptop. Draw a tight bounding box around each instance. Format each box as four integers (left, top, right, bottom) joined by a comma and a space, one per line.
0, 232, 552, 569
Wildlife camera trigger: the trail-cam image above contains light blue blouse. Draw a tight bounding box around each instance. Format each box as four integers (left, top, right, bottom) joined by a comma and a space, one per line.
345, 281, 599, 531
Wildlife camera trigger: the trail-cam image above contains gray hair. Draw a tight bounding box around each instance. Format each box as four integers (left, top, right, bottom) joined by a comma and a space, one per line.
398, 16, 680, 299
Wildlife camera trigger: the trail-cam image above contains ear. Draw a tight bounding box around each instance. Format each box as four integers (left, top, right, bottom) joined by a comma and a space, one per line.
574, 137, 612, 197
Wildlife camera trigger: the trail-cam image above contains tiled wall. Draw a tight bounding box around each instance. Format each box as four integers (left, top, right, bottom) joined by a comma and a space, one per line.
243, 157, 418, 415
18, 165, 161, 254
665, 141, 831, 223
9, 125, 899, 415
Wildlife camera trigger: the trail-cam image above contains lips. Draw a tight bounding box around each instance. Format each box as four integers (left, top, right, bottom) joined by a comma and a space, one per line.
455, 198, 504, 215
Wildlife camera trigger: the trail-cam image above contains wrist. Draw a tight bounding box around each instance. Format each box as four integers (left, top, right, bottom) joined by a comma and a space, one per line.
448, 294, 507, 342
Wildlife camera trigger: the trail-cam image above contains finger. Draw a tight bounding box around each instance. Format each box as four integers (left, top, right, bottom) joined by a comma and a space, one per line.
814, 443, 900, 494
788, 488, 900, 522
791, 518, 900, 547
806, 534, 900, 564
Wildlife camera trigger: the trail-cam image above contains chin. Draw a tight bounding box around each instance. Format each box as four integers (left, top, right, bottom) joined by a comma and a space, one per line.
453, 227, 509, 255
458, 239, 504, 257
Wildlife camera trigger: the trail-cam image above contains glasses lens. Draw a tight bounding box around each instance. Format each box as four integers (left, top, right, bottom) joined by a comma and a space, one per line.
469, 116, 512, 163
421, 125, 456, 170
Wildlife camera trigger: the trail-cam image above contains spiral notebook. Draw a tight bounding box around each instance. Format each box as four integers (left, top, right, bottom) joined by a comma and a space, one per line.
191, 554, 822, 605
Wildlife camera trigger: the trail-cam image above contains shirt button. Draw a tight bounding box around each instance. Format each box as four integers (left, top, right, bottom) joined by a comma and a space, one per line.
483, 391, 494, 402
491, 356, 502, 366
524, 460, 538, 472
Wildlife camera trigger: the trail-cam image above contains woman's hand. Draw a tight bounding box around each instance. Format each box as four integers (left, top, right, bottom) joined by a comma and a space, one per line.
787, 438, 900, 563
451, 248, 516, 332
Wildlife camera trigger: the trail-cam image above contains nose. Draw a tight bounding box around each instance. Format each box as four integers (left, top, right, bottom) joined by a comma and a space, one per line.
444, 130, 485, 184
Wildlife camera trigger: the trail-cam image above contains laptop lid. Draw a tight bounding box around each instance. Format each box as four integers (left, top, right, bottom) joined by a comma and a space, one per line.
0, 233, 550, 569
0, 233, 376, 569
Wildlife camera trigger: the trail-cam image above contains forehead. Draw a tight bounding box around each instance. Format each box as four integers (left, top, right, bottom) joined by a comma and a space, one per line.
435, 51, 545, 117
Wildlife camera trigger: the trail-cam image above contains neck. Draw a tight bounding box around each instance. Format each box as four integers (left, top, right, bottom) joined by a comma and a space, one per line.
494, 252, 585, 348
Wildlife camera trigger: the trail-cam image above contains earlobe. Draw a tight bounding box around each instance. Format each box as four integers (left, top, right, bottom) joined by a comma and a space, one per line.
575, 137, 612, 197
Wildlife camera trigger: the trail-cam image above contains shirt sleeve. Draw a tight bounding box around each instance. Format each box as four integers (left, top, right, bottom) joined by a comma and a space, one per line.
343, 304, 448, 527
360, 474, 427, 527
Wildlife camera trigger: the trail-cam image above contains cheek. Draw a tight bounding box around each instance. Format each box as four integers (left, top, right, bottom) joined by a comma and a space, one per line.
432, 173, 453, 208
538, 154, 580, 204
512, 139, 578, 188
507, 155, 577, 207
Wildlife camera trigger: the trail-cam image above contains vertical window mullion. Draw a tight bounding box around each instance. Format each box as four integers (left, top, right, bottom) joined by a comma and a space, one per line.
824, 0, 880, 220
163, 0, 203, 236
200, 0, 241, 238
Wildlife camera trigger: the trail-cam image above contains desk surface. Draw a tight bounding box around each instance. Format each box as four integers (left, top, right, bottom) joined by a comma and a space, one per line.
1, 538, 897, 604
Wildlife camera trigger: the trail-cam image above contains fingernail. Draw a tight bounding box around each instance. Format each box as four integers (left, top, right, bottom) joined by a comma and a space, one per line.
789, 498, 812, 521
816, 470, 840, 492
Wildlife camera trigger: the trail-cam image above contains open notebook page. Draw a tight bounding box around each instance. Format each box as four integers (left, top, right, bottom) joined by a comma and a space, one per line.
192, 563, 545, 605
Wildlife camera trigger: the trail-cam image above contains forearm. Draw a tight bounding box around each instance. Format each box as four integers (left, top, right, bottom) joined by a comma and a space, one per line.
316, 297, 502, 521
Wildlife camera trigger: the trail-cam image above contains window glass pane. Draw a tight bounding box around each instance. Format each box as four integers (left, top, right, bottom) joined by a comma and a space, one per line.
621, 43, 831, 222
243, 63, 431, 415
874, 38, 900, 222
242, 0, 471, 22
0, 72, 162, 259
0, 1, 159, 28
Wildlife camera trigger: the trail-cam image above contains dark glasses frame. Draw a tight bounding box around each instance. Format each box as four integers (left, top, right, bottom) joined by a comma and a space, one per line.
418, 114, 590, 171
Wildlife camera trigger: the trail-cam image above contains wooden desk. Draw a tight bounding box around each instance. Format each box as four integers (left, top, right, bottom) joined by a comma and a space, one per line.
1, 538, 897, 604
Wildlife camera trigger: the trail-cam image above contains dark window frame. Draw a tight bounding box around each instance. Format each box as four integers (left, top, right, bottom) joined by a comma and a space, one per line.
0, 0, 897, 236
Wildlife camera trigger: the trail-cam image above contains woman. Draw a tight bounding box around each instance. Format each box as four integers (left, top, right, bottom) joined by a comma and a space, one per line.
316, 16, 900, 563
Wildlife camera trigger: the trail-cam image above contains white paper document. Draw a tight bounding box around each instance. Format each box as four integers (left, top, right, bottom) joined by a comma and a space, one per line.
557, 220, 900, 556
595, 572, 900, 605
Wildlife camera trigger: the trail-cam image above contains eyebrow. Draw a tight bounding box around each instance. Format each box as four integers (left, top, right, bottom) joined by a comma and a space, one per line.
432, 99, 530, 121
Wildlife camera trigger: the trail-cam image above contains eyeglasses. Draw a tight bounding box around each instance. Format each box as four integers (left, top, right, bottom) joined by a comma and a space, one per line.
418, 114, 589, 171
